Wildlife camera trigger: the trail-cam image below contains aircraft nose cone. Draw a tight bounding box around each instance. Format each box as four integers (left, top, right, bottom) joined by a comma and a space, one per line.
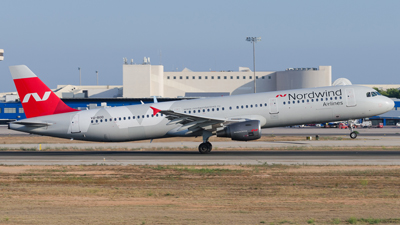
385, 98, 395, 111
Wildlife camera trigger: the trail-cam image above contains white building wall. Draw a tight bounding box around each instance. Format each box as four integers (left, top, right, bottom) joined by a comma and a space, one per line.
122, 65, 332, 98
276, 66, 331, 90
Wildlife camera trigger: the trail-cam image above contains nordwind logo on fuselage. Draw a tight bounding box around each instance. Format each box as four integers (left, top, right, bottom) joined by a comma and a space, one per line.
22, 91, 51, 103
287, 89, 342, 100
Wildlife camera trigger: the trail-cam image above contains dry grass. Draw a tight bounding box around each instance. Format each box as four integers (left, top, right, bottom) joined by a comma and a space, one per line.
1, 165, 400, 224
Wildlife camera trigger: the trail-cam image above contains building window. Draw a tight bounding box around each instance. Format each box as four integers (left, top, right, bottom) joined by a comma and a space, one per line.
224, 76, 227, 79
243, 76, 246, 79
18, 108, 24, 113
262, 76, 265, 79
167, 76, 170, 79
218, 76, 221, 79
256, 76, 259, 79
237, 76, 240, 79
186, 76, 189, 79
268, 76, 271, 79
173, 76, 176, 79
193, 76, 195, 79
230, 76, 233, 79
4, 108, 16, 113
199, 76, 201, 79
180, 76, 182, 79
249, 76, 252, 79
211, 76, 214, 79
205, 76, 208, 79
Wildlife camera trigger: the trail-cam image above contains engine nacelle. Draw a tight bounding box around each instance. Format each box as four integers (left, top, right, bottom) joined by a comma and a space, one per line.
216, 120, 261, 141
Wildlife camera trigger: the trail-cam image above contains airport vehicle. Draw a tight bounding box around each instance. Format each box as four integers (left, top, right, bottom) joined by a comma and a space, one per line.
8, 65, 395, 153
397, 122, 400, 127
377, 123, 384, 128
339, 123, 348, 129
362, 121, 372, 128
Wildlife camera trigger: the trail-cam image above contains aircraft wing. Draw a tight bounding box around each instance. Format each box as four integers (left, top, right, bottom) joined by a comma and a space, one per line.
150, 107, 245, 134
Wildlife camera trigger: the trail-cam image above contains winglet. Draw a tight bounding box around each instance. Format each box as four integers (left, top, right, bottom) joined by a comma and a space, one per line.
150, 106, 161, 116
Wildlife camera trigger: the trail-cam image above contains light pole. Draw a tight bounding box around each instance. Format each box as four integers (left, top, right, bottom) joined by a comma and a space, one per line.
246, 37, 261, 93
96, 71, 98, 85
78, 67, 81, 86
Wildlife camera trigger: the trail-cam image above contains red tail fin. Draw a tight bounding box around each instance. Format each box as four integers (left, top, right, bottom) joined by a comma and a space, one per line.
9, 65, 78, 118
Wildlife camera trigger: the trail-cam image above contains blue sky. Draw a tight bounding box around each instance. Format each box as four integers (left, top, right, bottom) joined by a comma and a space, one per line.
0, 0, 399, 92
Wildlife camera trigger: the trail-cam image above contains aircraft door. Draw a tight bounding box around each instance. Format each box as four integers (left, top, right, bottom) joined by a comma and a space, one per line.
346, 88, 357, 107
71, 114, 81, 133
269, 98, 279, 114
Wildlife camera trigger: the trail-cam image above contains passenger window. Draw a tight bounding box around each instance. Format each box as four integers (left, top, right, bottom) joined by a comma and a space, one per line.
91, 120, 93, 123
246, 105, 248, 108
302, 100, 304, 103
330, 97, 333, 100
236, 106, 239, 109
307, 99, 309, 103
198, 110, 200, 113
288, 101, 290, 104
105, 119, 107, 122
241, 106, 244, 109
142, 115, 144, 118
293, 101, 295, 104
212, 108, 215, 111
217, 108, 219, 111
297, 100, 300, 103
189, 111, 191, 113
260, 104, 262, 107
207, 109, 210, 112
229, 107, 232, 110
203, 109, 205, 112
316, 99, 318, 102
133, 116, 135, 119
119, 118, 121, 121
255, 104, 258, 107
321, 98, 323, 101
114, 118, 117, 121
311, 99, 314, 102
283, 102, 286, 105
147, 115, 149, 118
335, 97, 337, 100
96, 120, 98, 123
100, 120, 103, 122
222, 107, 224, 110
184, 111, 186, 113
124, 117, 126, 120
250, 105, 253, 108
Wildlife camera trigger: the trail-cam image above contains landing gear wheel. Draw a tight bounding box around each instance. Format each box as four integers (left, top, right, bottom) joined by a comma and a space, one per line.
199, 142, 212, 154
350, 132, 357, 139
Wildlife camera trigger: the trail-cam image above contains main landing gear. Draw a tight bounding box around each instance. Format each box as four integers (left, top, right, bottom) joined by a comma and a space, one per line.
198, 130, 213, 154
348, 120, 357, 139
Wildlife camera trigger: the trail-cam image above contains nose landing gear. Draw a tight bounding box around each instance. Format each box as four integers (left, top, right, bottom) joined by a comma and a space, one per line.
348, 120, 358, 139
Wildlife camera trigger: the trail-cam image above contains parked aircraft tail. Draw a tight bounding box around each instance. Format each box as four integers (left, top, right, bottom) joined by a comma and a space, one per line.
9, 65, 78, 118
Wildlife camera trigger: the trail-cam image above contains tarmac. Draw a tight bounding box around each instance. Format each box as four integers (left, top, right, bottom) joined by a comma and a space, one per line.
0, 126, 399, 165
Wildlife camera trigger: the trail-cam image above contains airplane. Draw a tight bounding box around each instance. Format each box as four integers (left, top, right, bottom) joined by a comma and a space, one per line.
8, 65, 395, 153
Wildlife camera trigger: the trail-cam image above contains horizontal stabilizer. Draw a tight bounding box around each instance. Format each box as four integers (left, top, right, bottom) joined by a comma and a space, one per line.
10, 121, 53, 127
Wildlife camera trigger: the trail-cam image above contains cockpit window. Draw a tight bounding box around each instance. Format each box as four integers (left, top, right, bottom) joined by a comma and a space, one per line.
367, 91, 382, 97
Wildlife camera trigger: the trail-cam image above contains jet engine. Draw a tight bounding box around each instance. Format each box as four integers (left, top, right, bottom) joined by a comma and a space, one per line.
216, 120, 261, 141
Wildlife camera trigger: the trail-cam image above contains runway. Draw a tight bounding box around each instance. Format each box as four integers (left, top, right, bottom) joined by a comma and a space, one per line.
1, 150, 400, 165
